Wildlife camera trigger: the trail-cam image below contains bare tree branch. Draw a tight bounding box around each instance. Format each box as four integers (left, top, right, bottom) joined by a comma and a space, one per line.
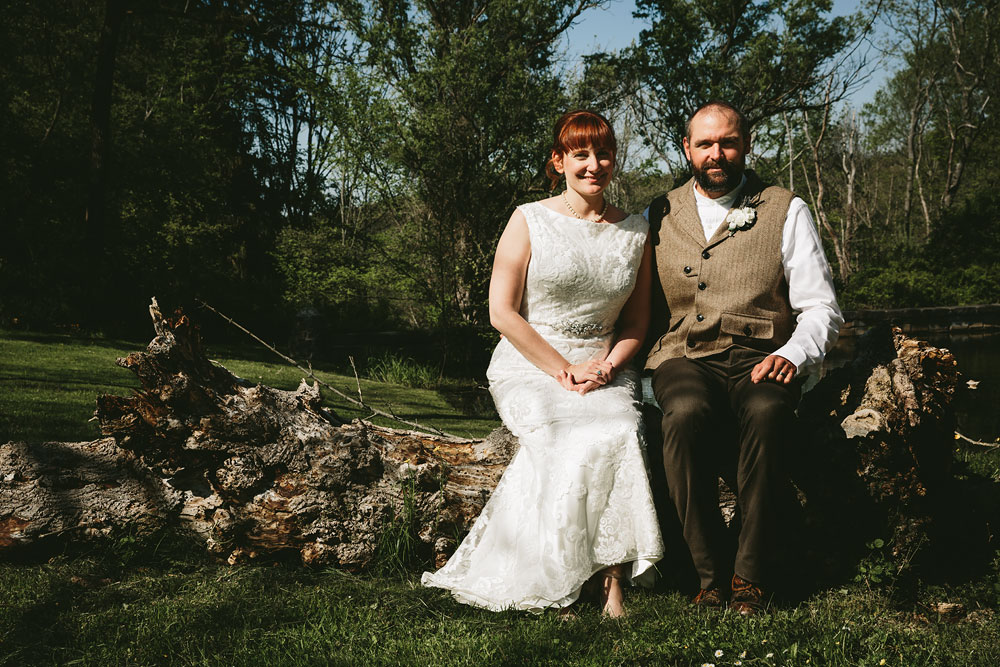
196, 299, 461, 439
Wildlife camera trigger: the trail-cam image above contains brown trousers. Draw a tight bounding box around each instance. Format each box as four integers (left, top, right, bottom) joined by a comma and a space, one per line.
651, 346, 800, 590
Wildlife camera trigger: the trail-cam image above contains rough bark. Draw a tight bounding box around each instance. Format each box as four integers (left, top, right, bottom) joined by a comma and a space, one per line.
1, 300, 516, 569
0, 304, 979, 578
792, 324, 969, 575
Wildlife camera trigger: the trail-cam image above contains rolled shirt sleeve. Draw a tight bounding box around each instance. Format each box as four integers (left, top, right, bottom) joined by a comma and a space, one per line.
772, 198, 844, 374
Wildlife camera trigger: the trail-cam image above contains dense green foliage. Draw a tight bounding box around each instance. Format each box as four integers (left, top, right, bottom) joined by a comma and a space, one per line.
334, 1, 590, 325
748, 0, 1000, 299
1, 0, 998, 345
1, 0, 288, 334
0, 0, 592, 339
621, 0, 858, 150
839, 190, 1000, 309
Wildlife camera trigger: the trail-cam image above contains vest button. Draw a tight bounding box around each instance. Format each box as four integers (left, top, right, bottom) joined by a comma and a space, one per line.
743, 325, 753, 336
702, 250, 710, 260
698, 282, 707, 290
683, 266, 692, 274
696, 314, 704, 322
687, 340, 696, 348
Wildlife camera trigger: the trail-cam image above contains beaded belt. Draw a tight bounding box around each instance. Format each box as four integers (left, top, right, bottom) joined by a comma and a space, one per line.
532, 320, 610, 338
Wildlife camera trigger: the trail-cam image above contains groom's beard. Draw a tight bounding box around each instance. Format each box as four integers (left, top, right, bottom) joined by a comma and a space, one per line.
691, 155, 744, 194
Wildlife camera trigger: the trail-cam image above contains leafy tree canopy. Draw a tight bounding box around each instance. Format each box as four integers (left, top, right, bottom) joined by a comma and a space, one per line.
615, 0, 860, 158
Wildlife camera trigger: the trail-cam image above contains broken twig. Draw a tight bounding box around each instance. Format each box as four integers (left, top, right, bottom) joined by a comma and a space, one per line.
349, 355, 364, 405
955, 431, 1000, 448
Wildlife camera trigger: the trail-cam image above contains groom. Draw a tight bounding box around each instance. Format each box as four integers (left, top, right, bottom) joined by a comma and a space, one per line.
645, 101, 842, 614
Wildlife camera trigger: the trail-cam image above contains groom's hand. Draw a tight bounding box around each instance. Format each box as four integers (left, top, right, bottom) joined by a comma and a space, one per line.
751, 355, 796, 385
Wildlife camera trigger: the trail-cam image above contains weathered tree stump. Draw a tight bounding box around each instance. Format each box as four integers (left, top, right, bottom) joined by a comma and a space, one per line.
0, 303, 985, 581
792, 324, 972, 579
1, 301, 517, 568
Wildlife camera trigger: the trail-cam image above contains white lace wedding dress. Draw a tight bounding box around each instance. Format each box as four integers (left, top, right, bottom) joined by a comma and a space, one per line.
421, 201, 664, 612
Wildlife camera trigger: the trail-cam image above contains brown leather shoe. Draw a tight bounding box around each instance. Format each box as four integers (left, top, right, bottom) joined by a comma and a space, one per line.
693, 588, 724, 609
730, 574, 766, 616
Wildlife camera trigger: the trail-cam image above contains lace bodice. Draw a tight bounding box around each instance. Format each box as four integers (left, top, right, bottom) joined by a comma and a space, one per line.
518, 202, 649, 337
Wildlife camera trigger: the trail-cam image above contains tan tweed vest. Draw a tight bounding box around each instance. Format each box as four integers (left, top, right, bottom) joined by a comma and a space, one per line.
645, 171, 796, 370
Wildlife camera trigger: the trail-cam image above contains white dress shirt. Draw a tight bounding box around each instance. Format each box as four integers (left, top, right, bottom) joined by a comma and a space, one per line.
646, 176, 843, 374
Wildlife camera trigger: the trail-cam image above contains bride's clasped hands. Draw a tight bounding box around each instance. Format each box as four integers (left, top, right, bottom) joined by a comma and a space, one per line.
556, 358, 614, 393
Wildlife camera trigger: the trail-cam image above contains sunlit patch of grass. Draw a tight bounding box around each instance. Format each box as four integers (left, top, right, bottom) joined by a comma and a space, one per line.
2, 550, 999, 666
0, 330, 501, 444
0, 333, 140, 443
956, 441, 1000, 482
214, 355, 497, 439
365, 351, 441, 389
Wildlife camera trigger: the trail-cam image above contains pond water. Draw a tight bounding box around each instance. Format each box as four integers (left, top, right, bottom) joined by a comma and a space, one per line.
641, 331, 1000, 442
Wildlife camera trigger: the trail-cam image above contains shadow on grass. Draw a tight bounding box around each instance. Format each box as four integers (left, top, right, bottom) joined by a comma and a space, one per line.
0, 573, 83, 664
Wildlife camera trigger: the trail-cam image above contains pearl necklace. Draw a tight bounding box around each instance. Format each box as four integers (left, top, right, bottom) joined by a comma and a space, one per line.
562, 191, 609, 223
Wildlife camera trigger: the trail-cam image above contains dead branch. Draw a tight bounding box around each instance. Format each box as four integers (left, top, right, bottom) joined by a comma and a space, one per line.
195, 299, 459, 439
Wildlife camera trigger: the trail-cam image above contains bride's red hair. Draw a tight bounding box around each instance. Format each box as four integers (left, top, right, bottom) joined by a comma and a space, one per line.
545, 110, 617, 190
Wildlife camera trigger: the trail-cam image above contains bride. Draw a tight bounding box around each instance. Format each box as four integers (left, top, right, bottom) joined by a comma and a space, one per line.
422, 110, 663, 617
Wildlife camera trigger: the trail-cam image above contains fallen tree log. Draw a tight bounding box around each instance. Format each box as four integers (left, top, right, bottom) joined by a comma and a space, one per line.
1, 301, 518, 568
0, 302, 989, 579
790, 324, 986, 579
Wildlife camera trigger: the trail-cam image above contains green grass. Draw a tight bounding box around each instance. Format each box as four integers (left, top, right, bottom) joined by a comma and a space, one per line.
2, 331, 1000, 665
365, 351, 442, 388
0, 332, 141, 443
956, 440, 1000, 483
0, 330, 500, 442
1, 550, 998, 666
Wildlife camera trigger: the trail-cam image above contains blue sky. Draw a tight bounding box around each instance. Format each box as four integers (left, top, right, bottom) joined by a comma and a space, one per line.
562, 0, 886, 107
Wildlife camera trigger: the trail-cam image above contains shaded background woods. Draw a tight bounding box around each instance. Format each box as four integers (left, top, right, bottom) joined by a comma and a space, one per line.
2, 0, 998, 362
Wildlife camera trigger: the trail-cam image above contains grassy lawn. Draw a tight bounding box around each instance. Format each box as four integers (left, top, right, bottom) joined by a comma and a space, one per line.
1, 331, 999, 665
2, 550, 998, 666
0, 330, 500, 442
0, 332, 140, 444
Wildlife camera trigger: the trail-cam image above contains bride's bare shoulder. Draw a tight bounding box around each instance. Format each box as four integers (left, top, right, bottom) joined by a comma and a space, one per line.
532, 196, 562, 214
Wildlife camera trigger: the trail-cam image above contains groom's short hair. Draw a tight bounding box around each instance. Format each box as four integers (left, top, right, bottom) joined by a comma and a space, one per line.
686, 101, 750, 141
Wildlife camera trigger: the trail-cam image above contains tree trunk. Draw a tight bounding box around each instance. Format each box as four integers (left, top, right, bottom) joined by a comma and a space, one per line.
1, 300, 517, 568
840, 110, 858, 275
792, 324, 971, 574
799, 96, 850, 282
0, 303, 978, 577
936, 0, 995, 211
85, 0, 126, 268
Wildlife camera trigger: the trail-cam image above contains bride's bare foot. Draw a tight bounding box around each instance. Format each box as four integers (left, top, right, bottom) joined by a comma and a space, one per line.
600, 565, 626, 618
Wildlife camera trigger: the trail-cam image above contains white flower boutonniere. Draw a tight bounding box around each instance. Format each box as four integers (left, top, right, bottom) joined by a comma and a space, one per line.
726, 206, 757, 237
